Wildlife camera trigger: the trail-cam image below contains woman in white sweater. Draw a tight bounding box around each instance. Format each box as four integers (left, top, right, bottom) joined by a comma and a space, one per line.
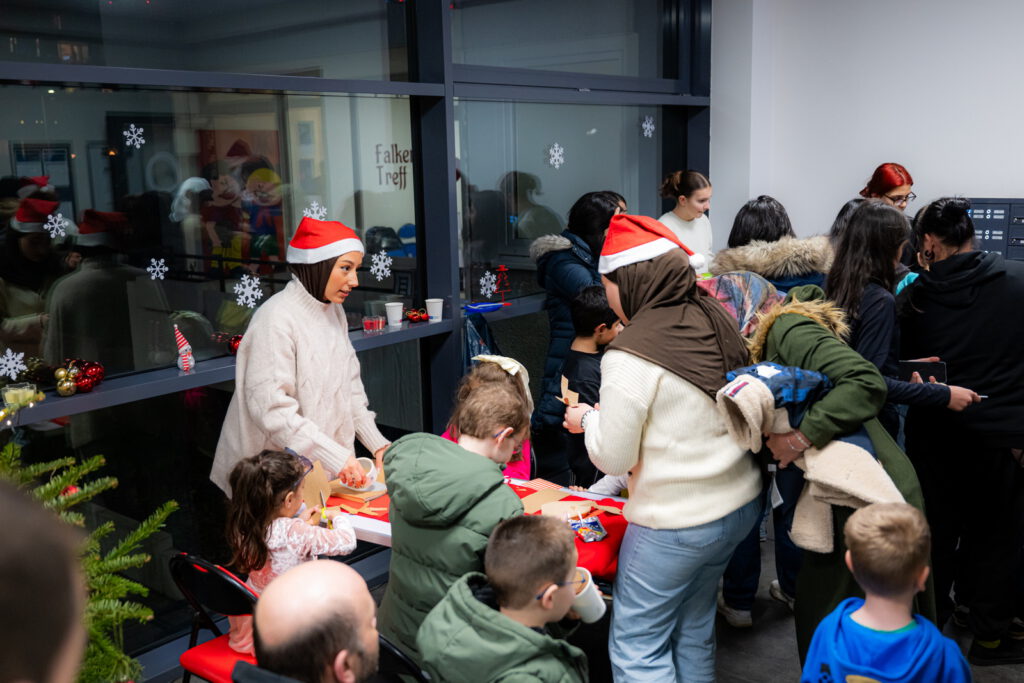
657, 169, 714, 273
211, 217, 390, 496
565, 214, 761, 682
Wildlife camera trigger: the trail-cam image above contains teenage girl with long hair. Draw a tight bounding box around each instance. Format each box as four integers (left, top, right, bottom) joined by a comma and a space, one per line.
826, 200, 978, 439
658, 170, 713, 271
224, 449, 357, 654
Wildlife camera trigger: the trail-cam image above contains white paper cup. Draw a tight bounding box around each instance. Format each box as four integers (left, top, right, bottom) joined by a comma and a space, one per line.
384, 302, 404, 327
344, 457, 378, 491
425, 298, 443, 322
571, 567, 606, 624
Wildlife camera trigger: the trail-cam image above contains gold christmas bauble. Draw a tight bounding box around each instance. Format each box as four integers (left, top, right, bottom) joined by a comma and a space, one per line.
67, 366, 80, 378
54, 368, 68, 380
57, 379, 77, 397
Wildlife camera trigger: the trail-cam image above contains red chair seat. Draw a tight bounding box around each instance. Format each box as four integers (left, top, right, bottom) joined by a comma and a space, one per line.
180, 634, 256, 683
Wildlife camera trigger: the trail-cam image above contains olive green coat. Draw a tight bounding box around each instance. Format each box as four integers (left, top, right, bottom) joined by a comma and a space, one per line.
378, 433, 524, 661
749, 285, 936, 662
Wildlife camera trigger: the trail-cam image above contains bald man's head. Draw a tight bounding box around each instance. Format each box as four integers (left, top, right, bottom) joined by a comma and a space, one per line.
254, 560, 379, 683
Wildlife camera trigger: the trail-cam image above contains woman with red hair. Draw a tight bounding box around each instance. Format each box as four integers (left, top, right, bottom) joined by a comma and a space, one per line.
860, 162, 916, 210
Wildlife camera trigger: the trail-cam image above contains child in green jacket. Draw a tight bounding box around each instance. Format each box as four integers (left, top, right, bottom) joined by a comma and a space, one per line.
378, 381, 527, 661
417, 515, 588, 683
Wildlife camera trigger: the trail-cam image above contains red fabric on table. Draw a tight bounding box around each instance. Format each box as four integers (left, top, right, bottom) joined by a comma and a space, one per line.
330, 484, 626, 581
508, 483, 626, 582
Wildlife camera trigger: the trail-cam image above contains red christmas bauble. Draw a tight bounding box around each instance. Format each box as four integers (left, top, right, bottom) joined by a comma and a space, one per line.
75, 376, 97, 393
228, 334, 243, 355
61, 485, 79, 496
83, 362, 104, 381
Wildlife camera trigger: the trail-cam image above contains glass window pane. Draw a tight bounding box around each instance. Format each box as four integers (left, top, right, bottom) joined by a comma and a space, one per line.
0, 1, 409, 81
455, 99, 661, 301
0, 84, 418, 381
453, 0, 666, 78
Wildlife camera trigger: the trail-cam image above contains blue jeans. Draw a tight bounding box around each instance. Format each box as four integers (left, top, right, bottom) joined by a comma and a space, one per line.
722, 466, 804, 610
610, 496, 761, 682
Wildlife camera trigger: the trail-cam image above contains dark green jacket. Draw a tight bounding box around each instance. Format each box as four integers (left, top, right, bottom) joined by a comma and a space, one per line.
378, 434, 524, 661
749, 285, 936, 662
416, 572, 588, 683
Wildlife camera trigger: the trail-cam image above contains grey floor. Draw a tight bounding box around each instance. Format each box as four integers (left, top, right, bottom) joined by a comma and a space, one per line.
715, 531, 1022, 682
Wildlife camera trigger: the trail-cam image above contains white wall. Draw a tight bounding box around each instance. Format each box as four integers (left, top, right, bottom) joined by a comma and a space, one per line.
710, 0, 1024, 242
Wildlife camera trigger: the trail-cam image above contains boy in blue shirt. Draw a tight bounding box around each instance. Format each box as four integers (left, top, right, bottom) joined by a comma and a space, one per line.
802, 502, 970, 683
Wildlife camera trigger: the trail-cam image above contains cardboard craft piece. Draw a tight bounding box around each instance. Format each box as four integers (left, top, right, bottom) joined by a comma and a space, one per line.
301, 460, 332, 510
520, 489, 569, 514
559, 375, 580, 407
540, 500, 624, 519
329, 480, 387, 502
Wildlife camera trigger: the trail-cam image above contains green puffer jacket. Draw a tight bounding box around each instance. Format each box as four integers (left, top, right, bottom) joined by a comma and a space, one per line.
748, 285, 936, 663
378, 433, 524, 661
417, 572, 588, 683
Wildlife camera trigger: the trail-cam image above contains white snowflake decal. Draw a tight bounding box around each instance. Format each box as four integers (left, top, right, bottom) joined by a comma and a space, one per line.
233, 274, 264, 309
479, 270, 497, 300
122, 123, 146, 150
547, 143, 565, 170
0, 348, 26, 381
641, 115, 656, 138
147, 258, 168, 280
302, 201, 327, 220
45, 213, 69, 238
370, 249, 393, 282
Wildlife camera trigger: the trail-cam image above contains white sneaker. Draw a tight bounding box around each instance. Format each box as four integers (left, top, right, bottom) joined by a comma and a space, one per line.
769, 580, 795, 612
717, 591, 753, 627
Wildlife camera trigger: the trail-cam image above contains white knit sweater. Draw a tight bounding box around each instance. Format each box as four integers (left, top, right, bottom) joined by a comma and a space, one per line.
583, 349, 760, 529
211, 279, 390, 495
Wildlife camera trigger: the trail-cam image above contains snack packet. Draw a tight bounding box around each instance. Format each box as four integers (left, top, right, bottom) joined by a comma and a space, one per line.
569, 514, 607, 543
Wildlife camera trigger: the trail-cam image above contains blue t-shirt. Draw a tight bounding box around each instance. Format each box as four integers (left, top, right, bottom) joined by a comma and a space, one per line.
802, 597, 970, 683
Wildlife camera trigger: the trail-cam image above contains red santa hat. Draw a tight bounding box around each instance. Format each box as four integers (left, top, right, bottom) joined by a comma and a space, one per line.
286, 216, 363, 265
76, 210, 126, 247
598, 214, 694, 275
174, 324, 191, 352
10, 197, 60, 234
17, 175, 54, 199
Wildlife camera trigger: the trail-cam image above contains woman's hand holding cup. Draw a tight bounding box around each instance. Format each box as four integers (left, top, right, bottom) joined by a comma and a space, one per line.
337, 456, 368, 489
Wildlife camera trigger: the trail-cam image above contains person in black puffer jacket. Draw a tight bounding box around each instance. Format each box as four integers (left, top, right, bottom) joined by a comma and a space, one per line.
529, 191, 623, 484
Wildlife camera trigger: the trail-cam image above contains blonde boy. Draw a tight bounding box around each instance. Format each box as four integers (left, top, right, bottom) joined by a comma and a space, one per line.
802, 503, 969, 682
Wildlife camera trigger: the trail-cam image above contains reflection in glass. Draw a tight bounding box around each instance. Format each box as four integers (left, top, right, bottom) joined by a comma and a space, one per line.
0, 1, 409, 81
455, 99, 661, 301
453, 0, 666, 78
0, 85, 417, 381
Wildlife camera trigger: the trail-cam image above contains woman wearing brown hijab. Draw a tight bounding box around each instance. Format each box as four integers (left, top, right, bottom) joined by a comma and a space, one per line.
564, 214, 762, 681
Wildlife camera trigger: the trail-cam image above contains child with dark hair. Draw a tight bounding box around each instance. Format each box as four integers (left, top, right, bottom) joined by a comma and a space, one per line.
378, 380, 526, 661
417, 515, 589, 683
562, 285, 621, 486
225, 449, 357, 655
802, 503, 969, 682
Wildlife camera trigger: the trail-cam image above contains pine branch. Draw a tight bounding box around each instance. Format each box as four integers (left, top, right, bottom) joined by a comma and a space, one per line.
34, 455, 109, 502
106, 500, 178, 561
88, 553, 152, 577
89, 573, 149, 601
45, 476, 117, 513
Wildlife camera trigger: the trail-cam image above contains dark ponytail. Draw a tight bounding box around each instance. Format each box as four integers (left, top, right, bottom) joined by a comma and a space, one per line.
913, 197, 975, 250
226, 450, 304, 573
659, 170, 711, 200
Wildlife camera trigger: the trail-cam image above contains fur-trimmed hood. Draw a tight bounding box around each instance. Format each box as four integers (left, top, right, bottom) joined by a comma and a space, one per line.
530, 233, 573, 261
748, 285, 849, 363
711, 235, 833, 280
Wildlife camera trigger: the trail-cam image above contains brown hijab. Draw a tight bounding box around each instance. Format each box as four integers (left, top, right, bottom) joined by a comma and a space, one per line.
606, 249, 748, 398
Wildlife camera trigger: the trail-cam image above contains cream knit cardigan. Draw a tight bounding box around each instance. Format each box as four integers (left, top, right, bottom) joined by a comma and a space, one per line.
583, 349, 761, 529
211, 279, 390, 495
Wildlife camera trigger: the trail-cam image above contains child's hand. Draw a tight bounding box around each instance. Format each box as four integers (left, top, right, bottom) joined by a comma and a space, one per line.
323, 508, 342, 521
568, 485, 587, 492
302, 505, 321, 526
